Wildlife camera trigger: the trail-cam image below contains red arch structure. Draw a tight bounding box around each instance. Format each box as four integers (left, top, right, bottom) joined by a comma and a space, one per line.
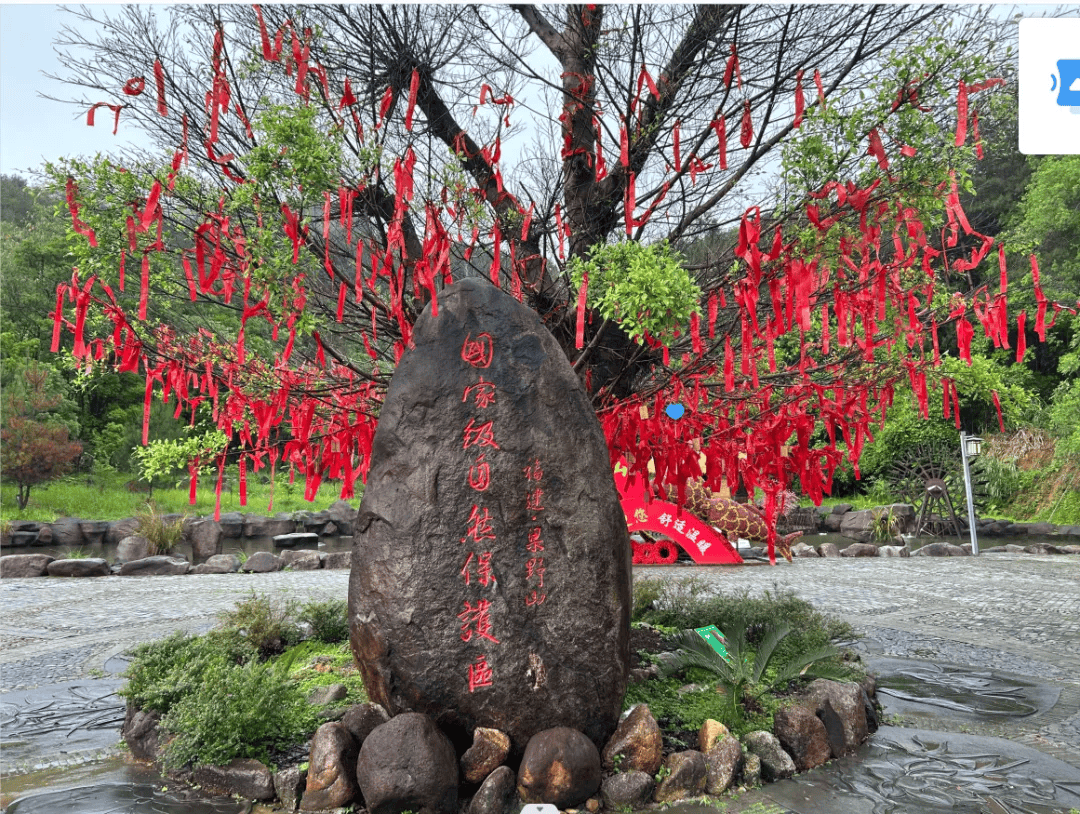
614, 460, 743, 565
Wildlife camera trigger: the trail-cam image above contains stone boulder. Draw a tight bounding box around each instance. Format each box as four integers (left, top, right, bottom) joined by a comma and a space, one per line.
193, 758, 275, 801
350, 279, 631, 753
118, 556, 190, 576
116, 535, 152, 562
0, 553, 54, 578
518, 727, 601, 809
822, 514, 845, 532
50, 518, 84, 546
281, 550, 323, 570
218, 512, 245, 538
462, 727, 511, 784
301, 721, 360, 811
773, 705, 830, 771
326, 499, 358, 536
914, 542, 970, 556
468, 765, 518, 814
47, 558, 110, 577
308, 684, 348, 708
275, 532, 320, 548
879, 544, 910, 557
703, 732, 742, 795
190, 554, 241, 574
743, 731, 795, 781
324, 551, 352, 569
121, 705, 161, 761
243, 514, 296, 538
817, 542, 840, 557
105, 518, 139, 545
805, 680, 868, 754
79, 520, 109, 545
186, 518, 222, 560
274, 766, 306, 813
841, 542, 880, 557
342, 702, 391, 745
742, 752, 762, 786
356, 713, 458, 814
838, 506, 913, 542
654, 750, 707, 803
601, 771, 655, 809
601, 703, 662, 775
791, 541, 819, 558
241, 551, 280, 572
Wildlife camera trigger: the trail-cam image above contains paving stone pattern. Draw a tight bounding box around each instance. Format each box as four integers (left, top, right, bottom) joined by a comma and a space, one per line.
647, 552, 1080, 769
1, 553, 1077, 774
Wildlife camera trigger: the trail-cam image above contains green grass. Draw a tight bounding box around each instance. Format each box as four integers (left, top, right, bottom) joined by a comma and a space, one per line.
120, 593, 363, 770
0, 469, 357, 523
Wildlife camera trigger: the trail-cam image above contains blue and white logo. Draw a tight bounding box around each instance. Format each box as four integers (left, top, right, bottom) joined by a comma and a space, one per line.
1019, 18, 1080, 154
1050, 60, 1080, 109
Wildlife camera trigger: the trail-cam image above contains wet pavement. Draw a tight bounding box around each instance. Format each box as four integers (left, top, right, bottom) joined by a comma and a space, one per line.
1, 551, 1078, 812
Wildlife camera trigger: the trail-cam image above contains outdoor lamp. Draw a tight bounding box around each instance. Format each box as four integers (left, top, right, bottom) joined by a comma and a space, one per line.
959, 431, 981, 555
964, 435, 983, 458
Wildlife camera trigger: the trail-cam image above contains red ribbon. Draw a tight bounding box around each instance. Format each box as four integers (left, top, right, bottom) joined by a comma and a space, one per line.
575, 271, 588, 349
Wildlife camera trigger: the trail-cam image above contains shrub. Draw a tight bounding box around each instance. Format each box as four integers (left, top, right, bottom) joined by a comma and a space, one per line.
632, 576, 855, 666
160, 658, 308, 769
133, 501, 185, 555
656, 622, 850, 727
1, 366, 83, 510
299, 599, 350, 644
120, 631, 256, 714
217, 592, 301, 658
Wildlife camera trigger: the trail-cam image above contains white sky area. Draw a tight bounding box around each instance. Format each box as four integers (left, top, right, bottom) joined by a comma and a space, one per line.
0, 2, 1073, 181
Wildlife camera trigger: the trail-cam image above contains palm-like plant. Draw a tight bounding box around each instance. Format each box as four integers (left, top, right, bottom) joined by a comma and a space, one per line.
656, 622, 850, 724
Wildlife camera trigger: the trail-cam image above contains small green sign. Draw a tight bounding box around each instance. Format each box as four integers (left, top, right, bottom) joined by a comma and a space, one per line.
695, 625, 730, 661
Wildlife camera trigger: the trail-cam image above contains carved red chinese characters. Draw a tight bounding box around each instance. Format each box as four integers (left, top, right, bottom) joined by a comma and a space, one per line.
350, 279, 631, 755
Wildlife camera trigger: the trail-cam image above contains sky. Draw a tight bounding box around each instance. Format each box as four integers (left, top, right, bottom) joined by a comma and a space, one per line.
0, 2, 1074, 181
0, 4, 154, 179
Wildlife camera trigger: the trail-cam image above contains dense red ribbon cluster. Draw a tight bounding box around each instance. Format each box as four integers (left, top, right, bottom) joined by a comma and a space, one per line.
57, 9, 1076, 564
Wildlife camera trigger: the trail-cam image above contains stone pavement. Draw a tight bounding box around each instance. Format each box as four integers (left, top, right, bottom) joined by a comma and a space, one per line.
644, 551, 1080, 770
1, 552, 1078, 774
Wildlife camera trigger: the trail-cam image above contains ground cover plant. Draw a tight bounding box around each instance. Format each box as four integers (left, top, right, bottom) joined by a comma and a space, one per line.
626, 576, 860, 745
120, 592, 363, 770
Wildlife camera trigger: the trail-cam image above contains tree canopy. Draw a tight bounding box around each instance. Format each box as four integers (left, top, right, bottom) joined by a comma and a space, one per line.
42, 4, 1078, 558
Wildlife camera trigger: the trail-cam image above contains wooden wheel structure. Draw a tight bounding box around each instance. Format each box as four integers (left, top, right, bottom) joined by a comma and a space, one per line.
884, 440, 988, 539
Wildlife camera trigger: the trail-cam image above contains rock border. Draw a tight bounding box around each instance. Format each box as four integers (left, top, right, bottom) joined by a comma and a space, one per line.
119, 678, 878, 813
5, 499, 1079, 578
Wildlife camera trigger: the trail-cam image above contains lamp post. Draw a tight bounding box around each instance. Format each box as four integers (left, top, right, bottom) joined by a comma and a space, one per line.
960, 431, 982, 555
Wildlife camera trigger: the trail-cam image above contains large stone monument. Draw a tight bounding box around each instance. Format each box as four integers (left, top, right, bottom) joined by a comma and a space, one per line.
350, 279, 631, 754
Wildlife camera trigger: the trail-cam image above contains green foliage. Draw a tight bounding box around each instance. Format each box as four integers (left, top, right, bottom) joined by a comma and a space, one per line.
130, 429, 229, 492
298, 599, 350, 644
868, 507, 900, 543
656, 623, 849, 728
624, 677, 743, 738
632, 577, 854, 666
568, 241, 700, 347
217, 591, 302, 658
160, 658, 308, 769
120, 630, 257, 714
245, 103, 350, 207
1007, 155, 1080, 298
133, 501, 186, 555
1048, 326, 1080, 460
1, 365, 83, 509
120, 603, 364, 771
